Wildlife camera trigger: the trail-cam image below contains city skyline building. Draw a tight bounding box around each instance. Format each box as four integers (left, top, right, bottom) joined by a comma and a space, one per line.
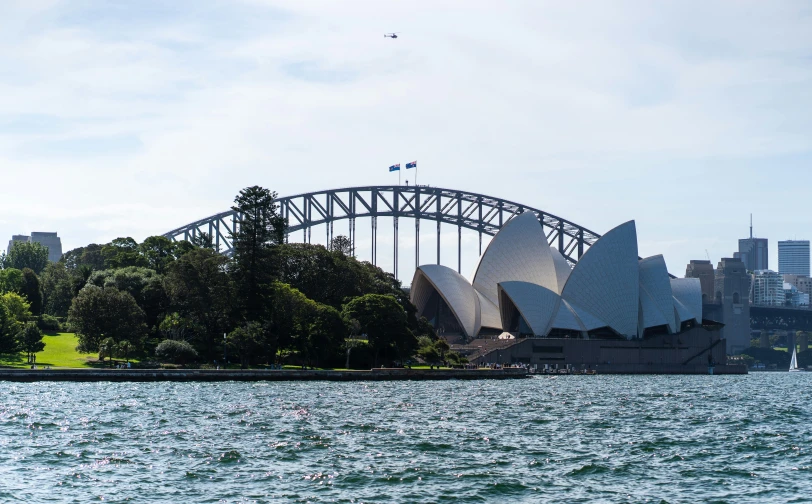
734, 215, 768, 273
783, 274, 812, 300
750, 270, 785, 307
778, 240, 810, 276
783, 282, 809, 307
6, 232, 63, 262
685, 260, 715, 303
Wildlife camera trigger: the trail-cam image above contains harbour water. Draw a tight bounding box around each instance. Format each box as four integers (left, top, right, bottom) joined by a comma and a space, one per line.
1, 373, 811, 502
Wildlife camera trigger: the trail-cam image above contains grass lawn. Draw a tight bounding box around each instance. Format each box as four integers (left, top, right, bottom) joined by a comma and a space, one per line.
0, 332, 98, 369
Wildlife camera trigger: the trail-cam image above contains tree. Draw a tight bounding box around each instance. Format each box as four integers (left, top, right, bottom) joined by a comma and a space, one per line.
0, 268, 23, 294
266, 282, 311, 365
0, 302, 22, 354
6, 242, 49, 275
306, 304, 345, 367
228, 322, 264, 369
190, 232, 217, 251
155, 339, 199, 365
159, 312, 199, 342
18, 323, 45, 364
164, 248, 235, 360
20, 268, 43, 316
99, 337, 117, 367
341, 294, 416, 366
230, 186, 287, 320
329, 235, 353, 256
417, 336, 441, 365
139, 236, 179, 274
345, 318, 362, 369
68, 285, 148, 353
117, 340, 134, 363
40, 261, 78, 317
101, 237, 148, 270
61, 244, 105, 271
0, 292, 33, 324
87, 267, 168, 333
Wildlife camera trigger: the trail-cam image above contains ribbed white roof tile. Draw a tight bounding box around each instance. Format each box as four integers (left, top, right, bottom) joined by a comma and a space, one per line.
550, 246, 572, 291
672, 297, 694, 324
566, 299, 608, 332
476, 290, 502, 330
671, 278, 702, 324
497, 281, 561, 336
561, 221, 639, 338
472, 212, 567, 307
410, 265, 481, 338
638, 255, 678, 333
549, 299, 585, 332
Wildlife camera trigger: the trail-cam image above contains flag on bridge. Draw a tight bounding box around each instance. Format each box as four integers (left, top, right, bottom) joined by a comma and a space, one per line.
405, 161, 417, 169
389, 164, 400, 172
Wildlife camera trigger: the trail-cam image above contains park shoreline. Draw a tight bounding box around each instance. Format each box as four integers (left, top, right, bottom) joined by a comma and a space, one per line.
0, 367, 529, 382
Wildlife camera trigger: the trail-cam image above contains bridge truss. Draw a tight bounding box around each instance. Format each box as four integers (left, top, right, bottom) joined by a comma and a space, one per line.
162, 186, 603, 278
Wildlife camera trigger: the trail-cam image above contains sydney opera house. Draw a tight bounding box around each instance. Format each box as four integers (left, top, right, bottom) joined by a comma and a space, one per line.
410, 212, 743, 374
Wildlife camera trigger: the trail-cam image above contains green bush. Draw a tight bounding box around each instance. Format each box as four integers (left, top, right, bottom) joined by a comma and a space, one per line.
37, 314, 61, 332
155, 339, 199, 364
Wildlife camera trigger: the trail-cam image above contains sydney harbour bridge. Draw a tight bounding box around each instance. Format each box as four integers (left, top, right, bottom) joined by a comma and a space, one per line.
162, 185, 602, 277
161, 184, 812, 332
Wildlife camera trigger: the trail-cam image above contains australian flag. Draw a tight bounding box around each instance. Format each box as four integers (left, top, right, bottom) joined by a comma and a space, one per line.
389, 164, 400, 172
405, 160, 417, 169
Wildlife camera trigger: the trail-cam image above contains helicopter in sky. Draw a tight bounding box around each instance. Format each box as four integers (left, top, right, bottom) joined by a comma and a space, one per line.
384, 33, 399, 39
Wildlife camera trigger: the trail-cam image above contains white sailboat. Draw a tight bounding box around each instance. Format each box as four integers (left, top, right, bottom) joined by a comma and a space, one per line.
789, 347, 804, 372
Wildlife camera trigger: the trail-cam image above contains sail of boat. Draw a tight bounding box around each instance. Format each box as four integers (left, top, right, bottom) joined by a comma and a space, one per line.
789, 347, 803, 372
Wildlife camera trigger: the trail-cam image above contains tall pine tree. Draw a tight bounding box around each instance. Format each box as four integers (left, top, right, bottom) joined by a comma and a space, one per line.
230, 186, 287, 321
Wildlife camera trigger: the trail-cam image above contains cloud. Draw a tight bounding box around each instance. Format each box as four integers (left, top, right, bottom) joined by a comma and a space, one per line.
0, 0, 810, 274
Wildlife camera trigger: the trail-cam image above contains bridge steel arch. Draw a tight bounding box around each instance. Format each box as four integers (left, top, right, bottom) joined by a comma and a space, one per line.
162, 185, 603, 276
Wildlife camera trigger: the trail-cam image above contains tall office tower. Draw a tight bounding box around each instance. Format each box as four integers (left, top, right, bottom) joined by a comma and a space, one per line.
685, 260, 715, 303
734, 215, 768, 272
778, 240, 810, 276
6, 232, 63, 262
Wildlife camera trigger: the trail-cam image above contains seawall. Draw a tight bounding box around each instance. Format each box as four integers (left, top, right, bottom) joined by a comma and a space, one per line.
0, 368, 529, 382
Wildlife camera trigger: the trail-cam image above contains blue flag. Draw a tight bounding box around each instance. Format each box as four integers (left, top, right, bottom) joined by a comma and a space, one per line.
405, 160, 417, 169
389, 164, 400, 172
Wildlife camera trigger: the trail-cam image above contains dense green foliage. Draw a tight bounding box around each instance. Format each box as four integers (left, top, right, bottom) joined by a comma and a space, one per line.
0, 301, 21, 354
155, 339, 198, 364
0, 268, 24, 294
230, 185, 287, 321
741, 346, 792, 368
4, 241, 49, 275
20, 268, 43, 315
68, 285, 148, 353
341, 294, 417, 366
1, 186, 435, 368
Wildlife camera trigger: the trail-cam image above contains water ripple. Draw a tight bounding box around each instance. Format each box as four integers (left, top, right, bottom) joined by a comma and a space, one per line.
1, 374, 812, 502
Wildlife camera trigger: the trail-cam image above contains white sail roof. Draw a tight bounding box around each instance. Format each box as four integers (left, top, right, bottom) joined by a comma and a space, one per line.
472, 212, 569, 307
498, 281, 561, 336
638, 255, 678, 334
671, 278, 702, 324
561, 221, 640, 338
410, 265, 481, 338
476, 290, 502, 330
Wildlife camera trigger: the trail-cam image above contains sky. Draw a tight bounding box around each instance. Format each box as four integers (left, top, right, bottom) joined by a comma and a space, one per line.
1, 0, 811, 280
